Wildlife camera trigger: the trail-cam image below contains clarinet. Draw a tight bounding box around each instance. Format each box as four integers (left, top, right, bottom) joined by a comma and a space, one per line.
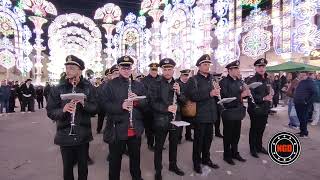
69, 78, 77, 136
128, 78, 134, 129
172, 89, 177, 122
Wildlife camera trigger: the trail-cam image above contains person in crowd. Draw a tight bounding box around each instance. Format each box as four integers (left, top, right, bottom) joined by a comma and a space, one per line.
311, 73, 320, 126
44, 82, 51, 103
286, 72, 300, 129
8, 81, 16, 113
20, 79, 35, 112
0, 80, 10, 114
36, 86, 44, 109
272, 75, 281, 107
293, 72, 317, 138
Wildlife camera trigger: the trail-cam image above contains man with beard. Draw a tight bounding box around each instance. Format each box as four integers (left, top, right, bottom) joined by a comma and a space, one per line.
149, 58, 186, 180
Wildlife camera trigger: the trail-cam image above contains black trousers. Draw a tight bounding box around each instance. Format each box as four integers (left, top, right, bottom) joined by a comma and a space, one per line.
193, 123, 213, 167
109, 136, 142, 180
249, 114, 267, 153
222, 120, 241, 158
8, 97, 15, 112
215, 109, 222, 135
178, 117, 193, 140
60, 143, 89, 180
37, 98, 44, 109
21, 97, 34, 112
144, 115, 155, 147
96, 112, 105, 133
154, 127, 179, 173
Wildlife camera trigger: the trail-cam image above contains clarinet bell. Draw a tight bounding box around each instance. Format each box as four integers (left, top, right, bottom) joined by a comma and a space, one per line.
69, 124, 76, 136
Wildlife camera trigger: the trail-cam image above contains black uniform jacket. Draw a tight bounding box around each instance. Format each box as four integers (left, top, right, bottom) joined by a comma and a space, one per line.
46, 78, 98, 146
247, 73, 271, 116
185, 72, 218, 123
100, 76, 147, 140
149, 76, 187, 129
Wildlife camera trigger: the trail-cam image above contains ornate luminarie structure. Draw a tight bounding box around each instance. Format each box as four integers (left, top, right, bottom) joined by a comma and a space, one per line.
292, 0, 320, 56
0, 0, 32, 76
161, 0, 195, 68
48, 13, 102, 81
115, 12, 152, 72
140, 0, 167, 63
94, 3, 122, 68
241, 7, 271, 59
21, 0, 57, 84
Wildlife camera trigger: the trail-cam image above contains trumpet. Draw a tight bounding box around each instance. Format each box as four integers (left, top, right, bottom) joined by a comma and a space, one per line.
128, 78, 134, 129
69, 78, 77, 136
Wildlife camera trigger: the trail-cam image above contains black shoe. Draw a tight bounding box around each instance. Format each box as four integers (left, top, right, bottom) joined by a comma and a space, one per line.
223, 158, 235, 165
258, 147, 268, 155
193, 165, 202, 174
203, 160, 219, 169
97, 131, 101, 134
148, 145, 155, 151
162, 146, 166, 150
178, 139, 182, 144
169, 165, 185, 176
232, 154, 246, 162
251, 152, 259, 158
88, 157, 94, 165
185, 137, 194, 141
155, 172, 162, 180
215, 133, 223, 138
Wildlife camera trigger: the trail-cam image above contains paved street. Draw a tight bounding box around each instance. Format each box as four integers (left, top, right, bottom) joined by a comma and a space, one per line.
1, 106, 320, 180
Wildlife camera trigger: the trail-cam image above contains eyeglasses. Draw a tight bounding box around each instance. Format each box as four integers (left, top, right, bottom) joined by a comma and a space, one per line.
120, 67, 132, 71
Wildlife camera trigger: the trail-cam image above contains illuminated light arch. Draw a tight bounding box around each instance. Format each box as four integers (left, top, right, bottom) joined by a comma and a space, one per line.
94, 3, 122, 69
48, 13, 102, 81
0, 0, 32, 74
115, 13, 151, 73
161, 1, 194, 68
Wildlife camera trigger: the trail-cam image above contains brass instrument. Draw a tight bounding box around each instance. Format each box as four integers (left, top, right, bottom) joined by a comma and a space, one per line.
128, 78, 134, 129
212, 77, 221, 101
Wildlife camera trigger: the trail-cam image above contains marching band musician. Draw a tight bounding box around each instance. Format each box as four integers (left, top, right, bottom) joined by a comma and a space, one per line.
149, 58, 186, 180
46, 55, 98, 180
247, 58, 272, 158
100, 56, 147, 180
176, 69, 194, 142
141, 63, 161, 151
219, 60, 248, 165
185, 54, 220, 174
110, 64, 120, 79
96, 69, 112, 134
